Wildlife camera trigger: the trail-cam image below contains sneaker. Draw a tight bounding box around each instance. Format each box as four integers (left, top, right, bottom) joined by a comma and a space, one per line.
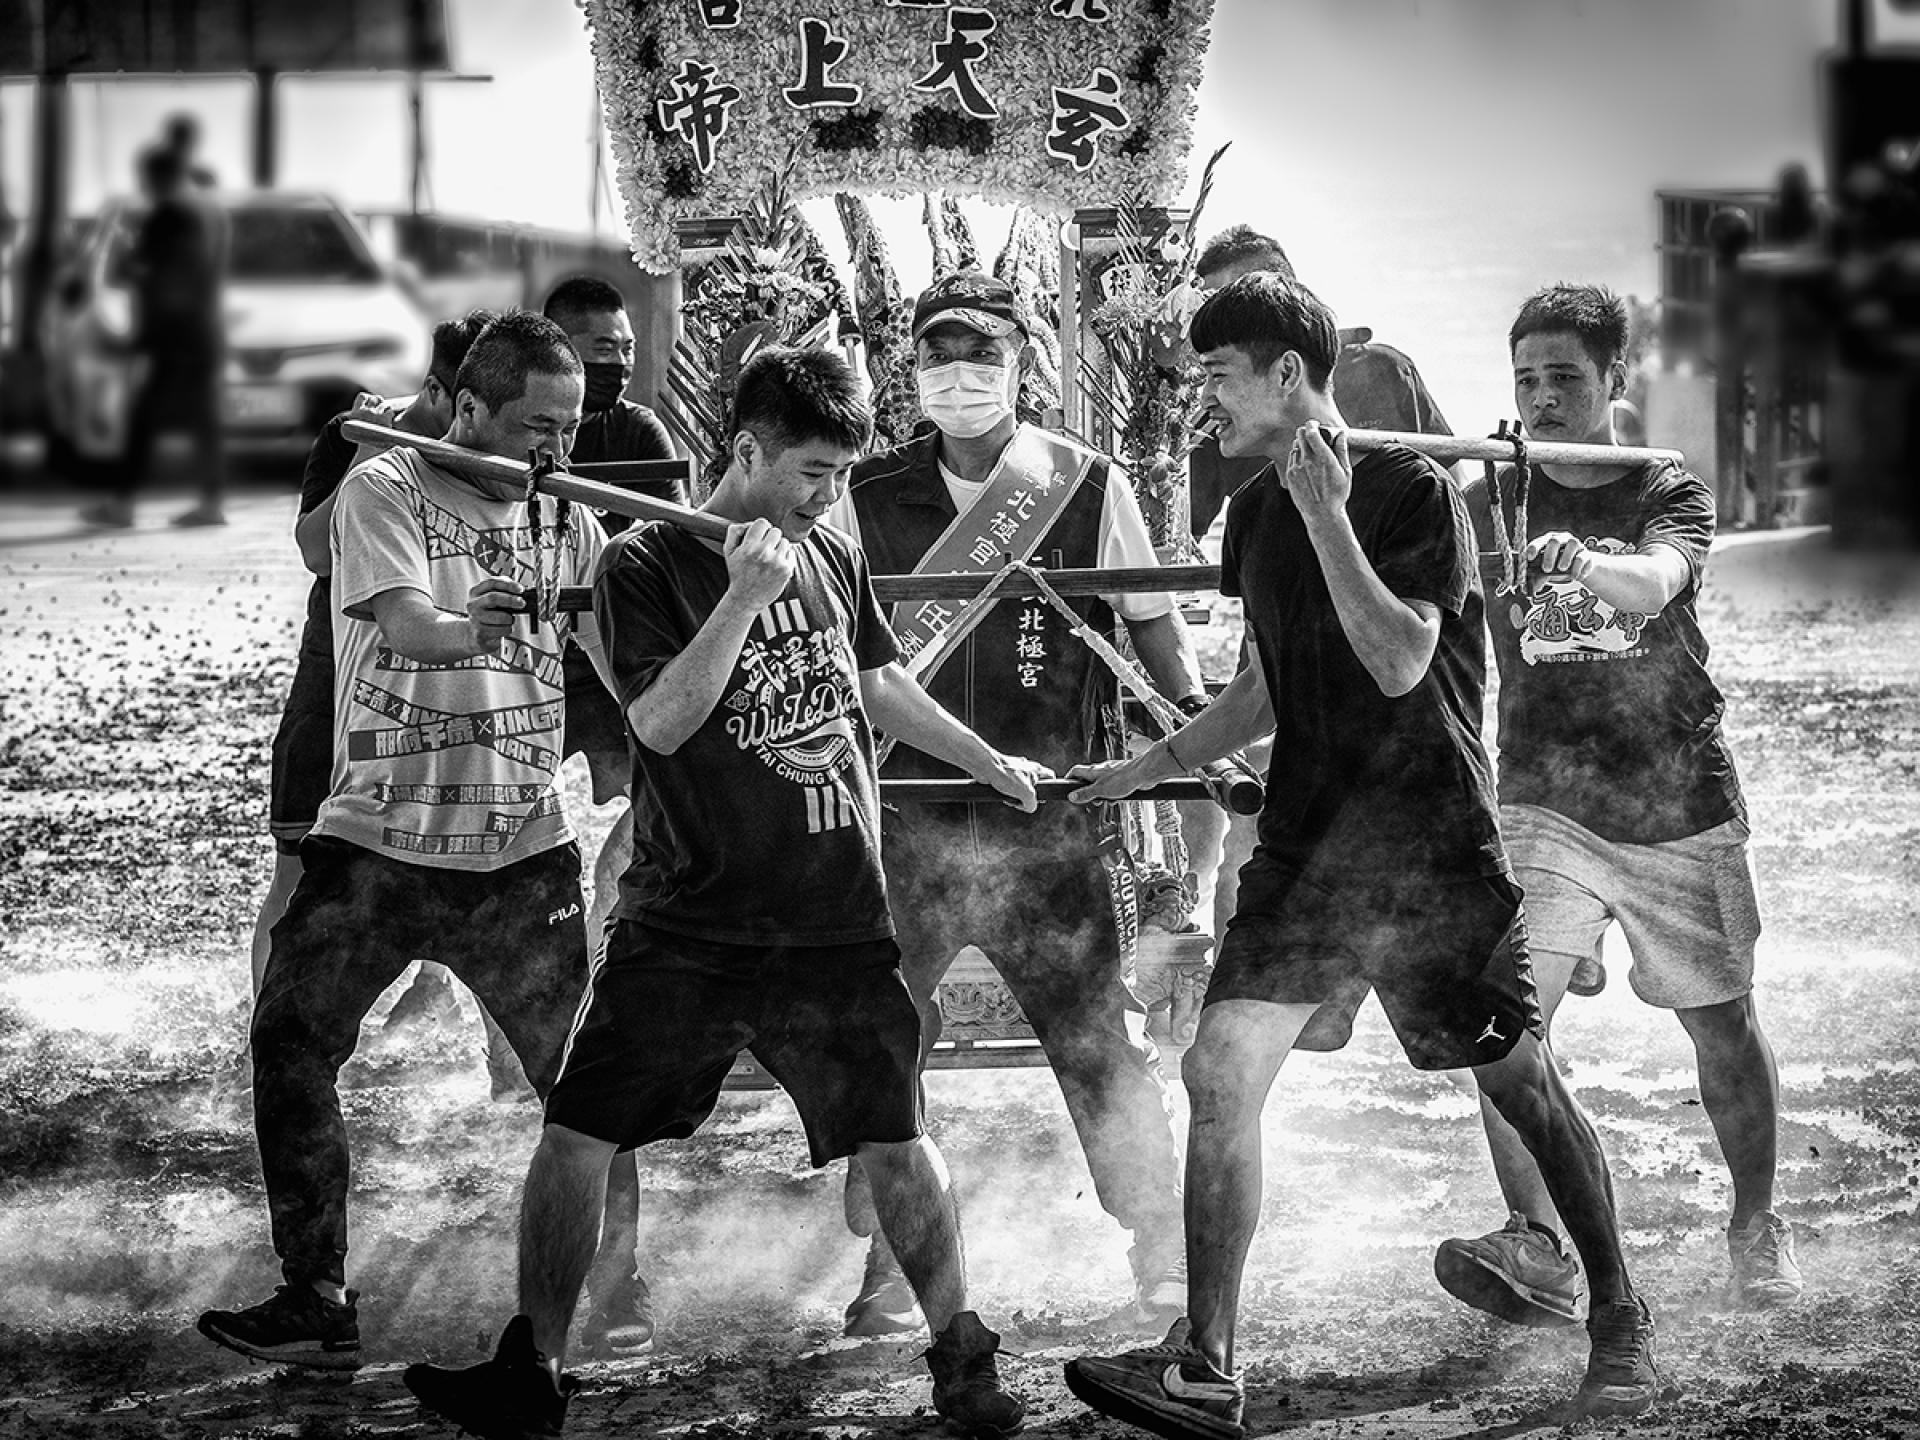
1434, 1211, 1584, 1327
581, 1267, 655, 1358
1573, 1295, 1660, 1419
1567, 955, 1607, 997
170, 504, 228, 527
404, 1314, 578, 1440
1130, 1240, 1189, 1328
1064, 1318, 1244, 1440
843, 1235, 922, 1337
926, 1310, 1025, 1438
1729, 1211, 1803, 1308
197, 1284, 361, 1370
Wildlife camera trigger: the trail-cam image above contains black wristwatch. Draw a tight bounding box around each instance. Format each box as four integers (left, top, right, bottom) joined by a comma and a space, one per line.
1174, 693, 1210, 719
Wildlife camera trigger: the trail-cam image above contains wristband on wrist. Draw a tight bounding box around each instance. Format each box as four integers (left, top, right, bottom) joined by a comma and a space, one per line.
1163, 729, 1192, 773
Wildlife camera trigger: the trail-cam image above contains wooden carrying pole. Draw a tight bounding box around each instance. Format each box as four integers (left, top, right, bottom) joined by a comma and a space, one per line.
1336, 428, 1681, 469
339, 422, 1263, 814
884, 776, 1262, 814
338, 420, 732, 542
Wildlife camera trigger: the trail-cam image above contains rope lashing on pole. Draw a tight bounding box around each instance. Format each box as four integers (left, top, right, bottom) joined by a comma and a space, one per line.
522, 449, 576, 627
1482, 420, 1533, 596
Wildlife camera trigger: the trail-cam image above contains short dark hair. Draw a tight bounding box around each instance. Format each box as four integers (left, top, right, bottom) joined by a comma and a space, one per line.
729, 347, 872, 458
543, 275, 628, 335
1509, 283, 1630, 372
428, 308, 497, 392
163, 112, 201, 152
1189, 272, 1339, 388
1194, 224, 1296, 283
453, 310, 583, 413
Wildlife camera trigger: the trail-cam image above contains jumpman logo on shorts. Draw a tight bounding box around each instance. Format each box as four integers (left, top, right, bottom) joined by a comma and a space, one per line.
1477, 1015, 1506, 1045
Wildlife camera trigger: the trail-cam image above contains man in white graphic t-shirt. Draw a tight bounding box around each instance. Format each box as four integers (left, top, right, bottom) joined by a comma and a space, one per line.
197, 312, 621, 1372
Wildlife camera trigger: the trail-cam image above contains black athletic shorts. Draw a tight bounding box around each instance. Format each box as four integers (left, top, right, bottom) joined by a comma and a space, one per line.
544, 920, 923, 1165
1209, 854, 1542, 1070
269, 639, 335, 854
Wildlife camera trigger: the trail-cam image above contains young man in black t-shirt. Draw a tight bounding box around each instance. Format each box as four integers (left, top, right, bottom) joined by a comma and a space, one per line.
1059, 274, 1659, 1438
1434, 284, 1796, 1327
404, 349, 1038, 1440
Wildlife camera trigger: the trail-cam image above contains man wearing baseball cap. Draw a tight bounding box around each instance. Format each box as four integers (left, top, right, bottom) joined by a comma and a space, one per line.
826, 271, 1209, 1336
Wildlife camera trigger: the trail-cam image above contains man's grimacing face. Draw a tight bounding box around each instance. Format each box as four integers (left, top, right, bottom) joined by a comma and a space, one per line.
1197, 343, 1296, 459
737, 431, 858, 541
461, 370, 585, 464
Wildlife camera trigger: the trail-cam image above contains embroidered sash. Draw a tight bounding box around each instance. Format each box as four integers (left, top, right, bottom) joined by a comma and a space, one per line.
890, 425, 1095, 682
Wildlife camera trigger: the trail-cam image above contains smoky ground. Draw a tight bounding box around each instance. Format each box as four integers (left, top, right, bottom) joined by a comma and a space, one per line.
2, 495, 1918, 1439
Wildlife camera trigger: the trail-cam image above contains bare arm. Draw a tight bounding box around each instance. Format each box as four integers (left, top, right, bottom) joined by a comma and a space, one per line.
1526, 532, 1691, 615
1067, 649, 1273, 803
295, 493, 337, 575
1123, 610, 1207, 707
859, 663, 1046, 812
570, 606, 619, 701
622, 520, 788, 756
1291, 424, 1438, 698
366, 579, 526, 664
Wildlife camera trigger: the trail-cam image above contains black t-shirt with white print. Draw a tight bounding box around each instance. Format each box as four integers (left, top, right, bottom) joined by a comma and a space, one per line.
1468, 459, 1743, 843
593, 520, 900, 945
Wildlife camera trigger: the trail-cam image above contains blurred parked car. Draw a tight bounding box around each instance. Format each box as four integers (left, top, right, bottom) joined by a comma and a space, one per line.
40, 190, 431, 470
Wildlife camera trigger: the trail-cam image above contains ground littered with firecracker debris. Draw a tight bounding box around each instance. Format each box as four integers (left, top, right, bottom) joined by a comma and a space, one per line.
3, 489, 1920, 1439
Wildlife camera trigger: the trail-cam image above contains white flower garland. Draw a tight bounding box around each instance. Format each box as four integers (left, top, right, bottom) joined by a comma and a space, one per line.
584, 0, 1215, 273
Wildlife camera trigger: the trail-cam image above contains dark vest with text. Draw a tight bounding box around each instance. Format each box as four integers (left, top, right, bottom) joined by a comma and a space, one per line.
849, 431, 1120, 795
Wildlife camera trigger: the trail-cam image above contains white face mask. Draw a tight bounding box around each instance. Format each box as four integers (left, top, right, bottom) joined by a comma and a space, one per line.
917, 360, 1017, 439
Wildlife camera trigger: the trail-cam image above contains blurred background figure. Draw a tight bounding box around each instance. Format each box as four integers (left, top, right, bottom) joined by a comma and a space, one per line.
81, 141, 228, 527
162, 111, 220, 191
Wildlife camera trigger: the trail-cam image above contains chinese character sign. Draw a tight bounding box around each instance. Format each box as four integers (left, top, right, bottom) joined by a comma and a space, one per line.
584, 0, 1216, 272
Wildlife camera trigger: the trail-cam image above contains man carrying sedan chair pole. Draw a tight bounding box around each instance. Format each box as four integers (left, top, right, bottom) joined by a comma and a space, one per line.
1434, 282, 1796, 1332
1060, 273, 1661, 1439
405, 347, 1040, 1440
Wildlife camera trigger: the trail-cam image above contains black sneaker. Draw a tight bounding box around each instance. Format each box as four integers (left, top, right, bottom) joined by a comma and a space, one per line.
581, 1267, 655, 1358
1434, 1211, 1584, 1327
926, 1310, 1025, 1438
843, 1235, 922, 1337
1064, 1319, 1244, 1440
197, 1284, 361, 1370
405, 1314, 578, 1440
1574, 1295, 1660, 1419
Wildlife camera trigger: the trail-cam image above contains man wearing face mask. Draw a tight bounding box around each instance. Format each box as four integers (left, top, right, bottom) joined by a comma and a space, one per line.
826, 272, 1208, 1337
542, 277, 678, 476
540, 278, 682, 836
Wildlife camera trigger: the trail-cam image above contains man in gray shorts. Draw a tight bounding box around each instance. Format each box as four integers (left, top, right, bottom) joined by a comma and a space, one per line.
1436, 282, 1798, 1327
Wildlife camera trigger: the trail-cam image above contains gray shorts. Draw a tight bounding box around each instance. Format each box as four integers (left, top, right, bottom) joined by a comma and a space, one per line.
1501, 802, 1761, 1010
